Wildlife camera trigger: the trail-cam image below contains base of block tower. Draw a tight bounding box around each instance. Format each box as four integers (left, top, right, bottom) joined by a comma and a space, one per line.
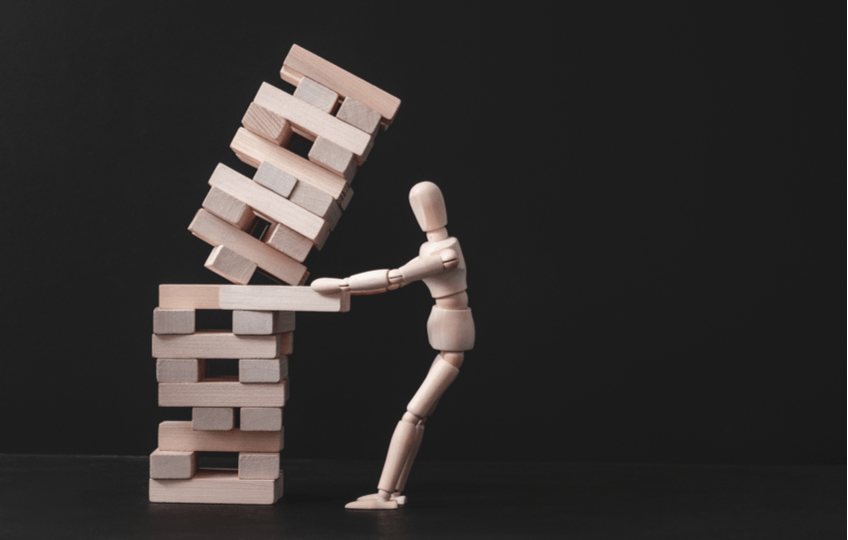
149, 469, 283, 504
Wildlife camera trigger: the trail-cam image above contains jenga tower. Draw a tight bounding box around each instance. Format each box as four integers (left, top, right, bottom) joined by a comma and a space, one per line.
148, 45, 400, 504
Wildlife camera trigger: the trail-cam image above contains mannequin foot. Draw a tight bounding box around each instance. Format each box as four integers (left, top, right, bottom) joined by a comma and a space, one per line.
345, 496, 398, 510
356, 492, 407, 506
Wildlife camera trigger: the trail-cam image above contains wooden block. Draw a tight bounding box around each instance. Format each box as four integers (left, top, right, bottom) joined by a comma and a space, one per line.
293, 76, 339, 114
264, 223, 312, 262
242, 101, 293, 146
220, 285, 350, 312
240, 408, 283, 431
149, 470, 283, 504
153, 308, 195, 335
308, 137, 357, 182
152, 331, 287, 359
254, 82, 371, 158
239, 358, 288, 383
192, 407, 235, 431
150, 449, 196, 480
159, 421, 283, 452
159, 379, 288, 407
239, 453, 280, 480
231, 127, 352, 207
205, 245, 257, 285
336, 96, 382, 136
288, 179, 340, 221
156, 359, 205, 383
253, 162, 296, 198
281, 44, 400, 129
159, 284, 348, 312
202, 186, 255, 231
189, 209, 308, 286
208, 163, 329, 246
232, 311, 295, 335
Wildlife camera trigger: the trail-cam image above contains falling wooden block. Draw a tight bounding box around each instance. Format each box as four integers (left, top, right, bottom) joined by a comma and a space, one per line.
239, 358, 288, 383
149, 449, 197, 479
156, 359, 205, 383
336, 96, 382, 136
159, 284, 349, 312
288, 179, 342, 221
153, 308, 195, 335
293, 76, 339, 114
189, 209, 308, 286
253, 82, 371, 159
202, 186, 255, 231
253, 162, 296, 198
159, 421, 283, 452
308, 137, 357, 182
240, 408, 283, 431
242, 102, 293, 146
239, 453, 280, 480
231, 127, 352, 207
207, 163, 330, 247
205, 245, 257, 285
192, 407, 235, 431
232, 310, 295, 335
152, 331, 288, 359
281, 44, 401, 129
150, 470, 283, 504
264, 223, 312, 262
159, 379, 288, 407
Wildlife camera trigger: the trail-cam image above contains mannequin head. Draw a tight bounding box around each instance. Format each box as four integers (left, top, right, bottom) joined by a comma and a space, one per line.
408, 181, 447, 233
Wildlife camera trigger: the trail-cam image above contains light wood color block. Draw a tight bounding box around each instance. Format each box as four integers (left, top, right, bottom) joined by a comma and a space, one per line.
254, 82, 371, 158
231, 127, 352, 206
220, 285, 350, 312
239, 358, 288, 383
264, 223, 312, 262
149, 470, 283, 505
293, 77, 339, 114
253, 162, 296, 198
189, 209, 308, 286
281, 44, 401, 129
159, 284, 349, 312
152, 331, 288, 359
336, 97, 382, 136
240, 408, 283, 431
149, 449, 197, 480
192, 407, 235, 431
156, 359, 205, 383
242, 102, 293, 146
201, 186, 255, 231
158, 421, 284, 452
159, 379, 288, 408
208, 163, 330, 246
153, 308, 195, 335
288, 179, 340, 221
232, 310, 295, 335
205, 245, 257, 285
308, 137, 357, 182
239, 453, 280, 480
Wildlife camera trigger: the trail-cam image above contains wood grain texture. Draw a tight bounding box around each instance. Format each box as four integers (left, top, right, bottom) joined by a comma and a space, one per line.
153, 308, 195, 335
189, 209, 308, 286
239, 358, 288, 383
264, 222, 312, 262
308, 136, 357, 182
281, 44, 400, 129
156, 359, 205, 383
201, 186, 255, 231
158, 421, 283, 452
192, 407, 235, 431
149, 449, 197, 480
336, 96, 382, 136
204, 245, 257, 285
232, 310, 295, 335
208, 163, 329, 246
239, 453, 280, 480
159, 284, 347, 311
287, 179, 339, 221
242, 102, 293, 146
159, 380, 288, 407
254, 82, 371, 158
231, 127, 352, 206
149, 470, 283, 504
152, 331, 287, 359
293, 76, 339, 114
240, 408, 283, 431
253, 162, 297, 198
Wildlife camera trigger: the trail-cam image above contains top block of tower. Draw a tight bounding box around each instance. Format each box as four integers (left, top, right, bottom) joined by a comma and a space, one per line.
280, 45, 401, 130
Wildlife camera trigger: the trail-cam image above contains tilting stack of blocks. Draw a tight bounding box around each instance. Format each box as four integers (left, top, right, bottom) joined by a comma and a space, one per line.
148, 45, 400, 504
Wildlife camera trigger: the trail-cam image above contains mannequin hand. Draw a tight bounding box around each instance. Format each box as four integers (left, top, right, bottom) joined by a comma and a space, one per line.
311, 277, 349, 294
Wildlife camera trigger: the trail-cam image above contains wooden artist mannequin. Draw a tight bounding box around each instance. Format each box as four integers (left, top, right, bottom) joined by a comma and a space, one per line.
312, 181, 474, 509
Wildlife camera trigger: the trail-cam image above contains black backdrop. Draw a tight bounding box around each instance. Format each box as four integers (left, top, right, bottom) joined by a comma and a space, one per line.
0, 2, 841, 465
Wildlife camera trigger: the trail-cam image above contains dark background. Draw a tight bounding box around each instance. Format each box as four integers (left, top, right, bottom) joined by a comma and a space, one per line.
0, 2, 841, 466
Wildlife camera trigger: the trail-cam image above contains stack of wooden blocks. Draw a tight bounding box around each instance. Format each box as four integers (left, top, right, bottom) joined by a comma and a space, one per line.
148, 45, 400, 505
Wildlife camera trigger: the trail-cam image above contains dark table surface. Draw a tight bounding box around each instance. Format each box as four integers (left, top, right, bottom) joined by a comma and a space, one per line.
0, 455, 842, 539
